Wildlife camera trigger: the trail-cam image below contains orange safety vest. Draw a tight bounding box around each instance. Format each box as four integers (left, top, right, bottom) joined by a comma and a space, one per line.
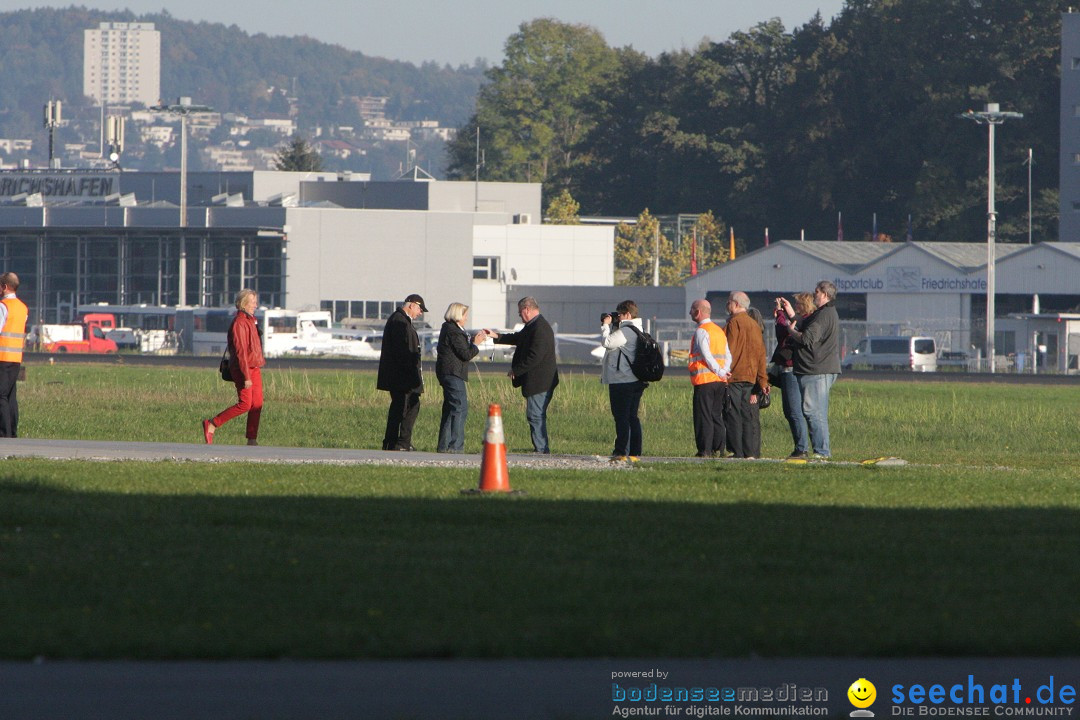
688, 321, 728, 386
0, 296, 28, 363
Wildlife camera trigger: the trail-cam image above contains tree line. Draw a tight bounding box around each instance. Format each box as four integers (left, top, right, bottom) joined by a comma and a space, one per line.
447, 1, 1067, 256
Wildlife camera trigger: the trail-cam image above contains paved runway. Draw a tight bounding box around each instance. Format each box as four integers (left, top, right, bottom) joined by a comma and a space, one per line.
0, 437, 725, 469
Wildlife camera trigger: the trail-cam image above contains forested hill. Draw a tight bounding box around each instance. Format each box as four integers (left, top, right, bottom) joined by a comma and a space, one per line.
0, 6, 486, 137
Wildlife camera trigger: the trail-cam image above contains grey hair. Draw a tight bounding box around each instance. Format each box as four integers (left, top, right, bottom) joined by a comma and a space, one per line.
234, 288, 257, 310
816, 280, 837, 302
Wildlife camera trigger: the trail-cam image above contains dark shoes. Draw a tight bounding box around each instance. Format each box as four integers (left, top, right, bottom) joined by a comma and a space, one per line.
202, 419, 214, 445
788, 451, 808, 459
394, 444, 416, 452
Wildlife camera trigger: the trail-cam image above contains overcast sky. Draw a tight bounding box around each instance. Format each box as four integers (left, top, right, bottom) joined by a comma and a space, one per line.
5, 0, 849, 66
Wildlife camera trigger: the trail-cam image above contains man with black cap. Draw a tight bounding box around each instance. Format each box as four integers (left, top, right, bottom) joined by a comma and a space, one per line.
377, 293, 427, 450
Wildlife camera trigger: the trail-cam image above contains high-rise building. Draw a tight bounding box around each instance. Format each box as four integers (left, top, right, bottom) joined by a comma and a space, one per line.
83, 22, 161, 107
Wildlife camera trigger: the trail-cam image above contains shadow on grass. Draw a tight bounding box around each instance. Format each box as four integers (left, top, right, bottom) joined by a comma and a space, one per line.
2, 481, 1078, 659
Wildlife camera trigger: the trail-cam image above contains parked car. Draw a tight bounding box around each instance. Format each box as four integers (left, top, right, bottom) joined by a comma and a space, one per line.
842, 335, 938, 372
937, 350, 972, 370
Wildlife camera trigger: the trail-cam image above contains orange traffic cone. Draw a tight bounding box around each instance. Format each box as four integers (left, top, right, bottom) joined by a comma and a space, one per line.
463, 404, 519, 494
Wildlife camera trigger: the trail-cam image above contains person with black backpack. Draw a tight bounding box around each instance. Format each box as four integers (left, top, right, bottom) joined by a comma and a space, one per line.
600, 299, 651, 462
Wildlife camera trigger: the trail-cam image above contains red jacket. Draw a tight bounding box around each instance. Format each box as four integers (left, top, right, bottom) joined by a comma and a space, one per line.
227, 311, 265, 382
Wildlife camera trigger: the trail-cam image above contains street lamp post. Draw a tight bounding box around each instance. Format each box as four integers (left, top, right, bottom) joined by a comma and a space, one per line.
150, 97, 213, 306
958, 102, 1022, 373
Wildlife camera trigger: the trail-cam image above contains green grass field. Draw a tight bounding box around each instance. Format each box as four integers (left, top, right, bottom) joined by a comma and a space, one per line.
1, 363, 1078, 659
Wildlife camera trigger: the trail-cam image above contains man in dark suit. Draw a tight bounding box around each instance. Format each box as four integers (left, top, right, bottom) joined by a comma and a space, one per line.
487, 296, 559, 453
377, 293, 426, 451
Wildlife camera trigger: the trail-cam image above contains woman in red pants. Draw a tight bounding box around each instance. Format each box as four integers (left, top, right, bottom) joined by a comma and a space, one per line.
203, 288, 265, 446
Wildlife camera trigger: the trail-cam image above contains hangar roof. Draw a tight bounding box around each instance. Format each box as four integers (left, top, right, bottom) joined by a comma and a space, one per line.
778, 241, 897, 272
750, 240, 1035, 274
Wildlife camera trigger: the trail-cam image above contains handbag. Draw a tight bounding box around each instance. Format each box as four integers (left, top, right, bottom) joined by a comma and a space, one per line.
218, 350, 233, 382
754, 384, 771, 410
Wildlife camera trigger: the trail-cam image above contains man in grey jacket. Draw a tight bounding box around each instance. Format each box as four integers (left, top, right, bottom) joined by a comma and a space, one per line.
779, 280, 841, 459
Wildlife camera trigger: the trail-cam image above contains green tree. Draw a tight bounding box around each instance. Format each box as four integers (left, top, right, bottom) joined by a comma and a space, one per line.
615, 210, 662, 286
575, 0, 1063, 246
615, 209, 696, 286
545, 189, 580, 224
273, 135, 323, 171
446, 19, 618, 198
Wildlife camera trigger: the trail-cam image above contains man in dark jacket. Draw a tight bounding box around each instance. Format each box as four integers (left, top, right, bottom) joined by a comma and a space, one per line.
487, 296, 559, 453
781, 280, 841, 459
377, 293, 426, 451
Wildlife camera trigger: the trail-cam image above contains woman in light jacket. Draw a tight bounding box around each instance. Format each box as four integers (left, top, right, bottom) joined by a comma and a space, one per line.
435, 302, 487, 453
600, 299, 646, 460
204, 288, 265, 446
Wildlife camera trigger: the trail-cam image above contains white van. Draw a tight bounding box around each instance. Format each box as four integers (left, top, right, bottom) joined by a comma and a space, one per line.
842, 336, 938, 372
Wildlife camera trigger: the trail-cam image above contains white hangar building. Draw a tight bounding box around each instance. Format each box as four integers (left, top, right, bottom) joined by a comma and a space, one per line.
0, 169, 614, 331
684, 240, 1080, 370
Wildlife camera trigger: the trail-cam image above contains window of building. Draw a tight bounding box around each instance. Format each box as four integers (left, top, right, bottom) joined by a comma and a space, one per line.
994, 330, 1016, 356
473, 256, 499, 280
1073, 57, 1080, 70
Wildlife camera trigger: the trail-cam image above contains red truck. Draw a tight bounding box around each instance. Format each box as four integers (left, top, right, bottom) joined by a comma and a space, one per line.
40, 313, 119, 353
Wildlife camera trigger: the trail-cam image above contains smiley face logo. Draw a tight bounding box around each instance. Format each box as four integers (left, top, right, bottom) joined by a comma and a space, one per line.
848, 678, 877, 709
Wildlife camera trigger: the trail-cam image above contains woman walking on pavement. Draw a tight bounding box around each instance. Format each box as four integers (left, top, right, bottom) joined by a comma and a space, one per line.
203, 288, 265, 446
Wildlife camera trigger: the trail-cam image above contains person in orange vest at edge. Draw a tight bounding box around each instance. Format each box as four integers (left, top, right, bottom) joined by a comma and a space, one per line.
687, 298, 731, 458
0, 272, 28, 438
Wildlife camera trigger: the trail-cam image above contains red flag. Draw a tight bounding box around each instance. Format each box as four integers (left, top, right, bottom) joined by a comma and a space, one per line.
690, 229, 698, 276
765, 227, 770, 247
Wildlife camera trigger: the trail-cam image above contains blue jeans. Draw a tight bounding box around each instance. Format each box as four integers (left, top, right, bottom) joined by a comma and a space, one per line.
797, 373, 837, 457
437, 376, 468, 452
779, 369, 808, 454
608, 380, 645, 456
525, 389, 554, 453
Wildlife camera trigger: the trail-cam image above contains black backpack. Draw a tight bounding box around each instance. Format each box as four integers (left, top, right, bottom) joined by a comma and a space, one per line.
623, 325, 665, 382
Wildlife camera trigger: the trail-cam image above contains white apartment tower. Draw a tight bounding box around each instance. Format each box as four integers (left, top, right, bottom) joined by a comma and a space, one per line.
83, 22, 161, 106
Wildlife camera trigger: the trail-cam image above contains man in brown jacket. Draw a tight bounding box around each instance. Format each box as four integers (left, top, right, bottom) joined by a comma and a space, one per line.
723, 291, 770, 458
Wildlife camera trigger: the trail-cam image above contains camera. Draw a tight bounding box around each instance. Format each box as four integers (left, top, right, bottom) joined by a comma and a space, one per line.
601, 311, 621, 328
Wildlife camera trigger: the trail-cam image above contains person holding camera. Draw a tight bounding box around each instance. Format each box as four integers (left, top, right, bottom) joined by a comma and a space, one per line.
600, 300, 647, 461
773, 292, 815, 459
779, 281, 841, 460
